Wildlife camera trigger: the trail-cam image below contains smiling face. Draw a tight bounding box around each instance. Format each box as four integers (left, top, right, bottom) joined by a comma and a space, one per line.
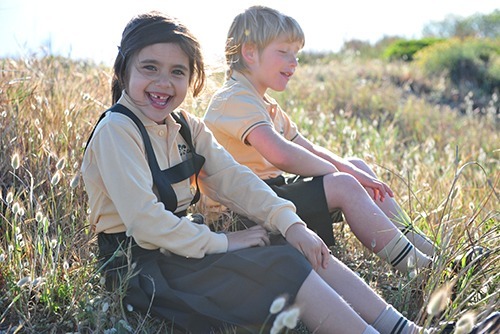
126, 43, 190, 123
244, 36, 302, 96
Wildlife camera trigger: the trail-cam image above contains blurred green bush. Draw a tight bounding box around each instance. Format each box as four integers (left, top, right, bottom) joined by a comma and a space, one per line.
383, 38, 444, 61
414, 38, 500, 93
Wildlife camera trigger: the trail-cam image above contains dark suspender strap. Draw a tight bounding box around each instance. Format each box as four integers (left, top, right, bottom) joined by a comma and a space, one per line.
111, 104, 163, 171
85, 104, 205, 212
84, 112, 108, 152
171, 112, 205, 205
110, 105, 180, 211
172, 113, 195, 150
84, 104, 205, 212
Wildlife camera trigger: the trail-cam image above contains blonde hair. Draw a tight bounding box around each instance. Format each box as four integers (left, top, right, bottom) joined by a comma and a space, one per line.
225, 6, 305, 78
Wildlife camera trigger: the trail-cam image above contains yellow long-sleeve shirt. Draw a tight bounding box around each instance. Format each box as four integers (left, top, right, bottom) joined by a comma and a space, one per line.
82, 92, 304, 258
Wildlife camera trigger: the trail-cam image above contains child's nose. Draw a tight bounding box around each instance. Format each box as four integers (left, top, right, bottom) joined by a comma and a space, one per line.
287, 53, 298, 66
155, 74, 172, 87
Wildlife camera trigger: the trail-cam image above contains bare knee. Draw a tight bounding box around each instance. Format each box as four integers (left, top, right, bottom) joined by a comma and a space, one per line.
346, 158, 387, 200
323, 172, 366, 209
346, 157, 376, 177
324, 172, 361, 190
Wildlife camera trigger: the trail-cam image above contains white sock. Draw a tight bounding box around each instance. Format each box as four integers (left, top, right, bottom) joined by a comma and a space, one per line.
376, 233, 432, 273
390, 208, 436, 258
399, 224, 436, 258
362, 325, 379, 334
372, 305, 427, 334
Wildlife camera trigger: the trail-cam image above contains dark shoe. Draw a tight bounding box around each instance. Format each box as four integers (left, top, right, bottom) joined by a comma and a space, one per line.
436, 312, 499, 333
450, 246, 491, 301
452, 246, 490, 274
469, 311, 500, 334
437, 322, 455, 334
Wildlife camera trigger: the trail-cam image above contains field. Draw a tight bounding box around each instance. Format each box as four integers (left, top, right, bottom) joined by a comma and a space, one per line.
0, 55, 498, 333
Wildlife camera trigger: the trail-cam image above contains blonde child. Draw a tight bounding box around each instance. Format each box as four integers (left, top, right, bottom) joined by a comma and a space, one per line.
204, 5, 437, 274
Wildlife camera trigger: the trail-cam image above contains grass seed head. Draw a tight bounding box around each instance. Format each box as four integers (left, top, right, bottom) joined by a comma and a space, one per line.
270, 296, 287, 314
6, 191, 14, 204
282, 307, 300, 329
70, 174, 80, 188
16, 276, 31, 287
56, 157, 66, 170
11, 152, 21, 170
426, 283, 453, 316
51, 171, 62, 186
454, 312, 476, 334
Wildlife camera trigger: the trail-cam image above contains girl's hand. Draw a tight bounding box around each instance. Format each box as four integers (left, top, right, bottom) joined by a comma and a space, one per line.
226, 225, 270, 251
285, 223, 330, 270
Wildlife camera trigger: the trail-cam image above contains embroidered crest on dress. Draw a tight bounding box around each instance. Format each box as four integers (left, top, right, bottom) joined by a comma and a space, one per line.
178, 143, 191, 157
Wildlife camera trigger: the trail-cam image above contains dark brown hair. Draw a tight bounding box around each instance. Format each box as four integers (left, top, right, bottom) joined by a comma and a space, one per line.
111, 11, 206, 103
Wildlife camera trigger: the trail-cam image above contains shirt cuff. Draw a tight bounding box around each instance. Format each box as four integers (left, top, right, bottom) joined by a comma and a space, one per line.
272, 208, 306, 237
207, 232, 229, 254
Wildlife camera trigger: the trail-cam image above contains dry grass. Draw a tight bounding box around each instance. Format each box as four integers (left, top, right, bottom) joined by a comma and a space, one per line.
0, 55, 498, 333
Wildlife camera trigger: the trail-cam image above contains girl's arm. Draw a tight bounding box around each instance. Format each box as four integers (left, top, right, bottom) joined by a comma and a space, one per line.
189, 113, 331, 268
85, 114, 228, 258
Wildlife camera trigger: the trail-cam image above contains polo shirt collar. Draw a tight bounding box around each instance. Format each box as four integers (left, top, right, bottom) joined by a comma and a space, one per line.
230, 71, 278, 109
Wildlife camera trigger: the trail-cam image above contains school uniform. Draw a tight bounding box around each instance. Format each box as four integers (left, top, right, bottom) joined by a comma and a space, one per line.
82, 92, 312, 333
204, 71, 342, 246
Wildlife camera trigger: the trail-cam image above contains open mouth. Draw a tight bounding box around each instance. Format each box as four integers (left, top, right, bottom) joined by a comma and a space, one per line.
148, 92, 171, 107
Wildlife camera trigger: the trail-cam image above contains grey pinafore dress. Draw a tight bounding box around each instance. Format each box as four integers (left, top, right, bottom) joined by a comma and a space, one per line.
89, 105, 312, 333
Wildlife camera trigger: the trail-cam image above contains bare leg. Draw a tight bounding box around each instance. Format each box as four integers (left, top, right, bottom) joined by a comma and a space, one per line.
348, 158, 436, 257
315, 256, 426, 334
295, 270, 377, 334
323, 172, 398, 253
323, 172, 431, 272
316, 254, 387, 323
296, 256, 426, 334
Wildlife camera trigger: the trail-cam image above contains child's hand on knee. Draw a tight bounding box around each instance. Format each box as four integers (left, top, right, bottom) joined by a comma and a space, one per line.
285, 223, 330, 270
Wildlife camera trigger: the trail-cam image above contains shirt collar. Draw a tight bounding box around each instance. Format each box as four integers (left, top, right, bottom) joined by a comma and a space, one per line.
230, 71, 278, 109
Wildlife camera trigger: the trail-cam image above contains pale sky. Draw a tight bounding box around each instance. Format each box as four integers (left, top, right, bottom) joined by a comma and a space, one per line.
0, 0, 498, 66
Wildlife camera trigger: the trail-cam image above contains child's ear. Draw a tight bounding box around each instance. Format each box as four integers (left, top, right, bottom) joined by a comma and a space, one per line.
241, 43, 257, 64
